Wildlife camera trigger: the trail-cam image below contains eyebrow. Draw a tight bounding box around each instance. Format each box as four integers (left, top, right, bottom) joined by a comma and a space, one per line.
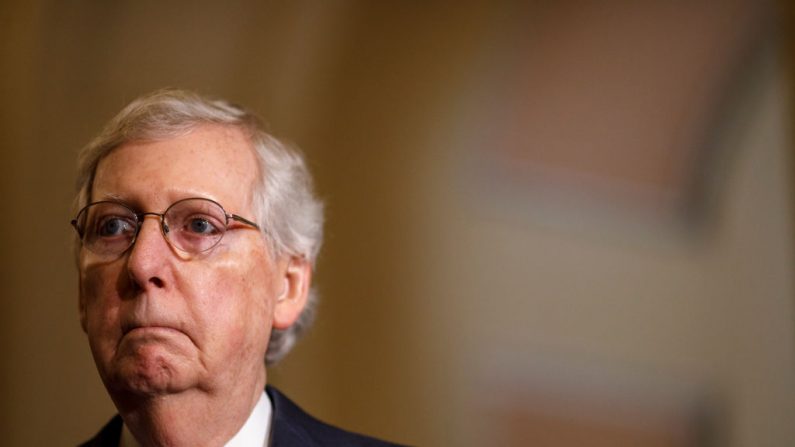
94, 193, 134, 206
98, 193, 127, 201
97, 189, 224, 205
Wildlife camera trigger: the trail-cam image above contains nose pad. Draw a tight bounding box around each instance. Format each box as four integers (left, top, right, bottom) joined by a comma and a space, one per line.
127, 216, 171, 291
129, 215, 170, 254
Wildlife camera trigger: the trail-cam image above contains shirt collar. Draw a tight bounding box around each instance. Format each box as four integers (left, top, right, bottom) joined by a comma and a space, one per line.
119, 390, 273, 447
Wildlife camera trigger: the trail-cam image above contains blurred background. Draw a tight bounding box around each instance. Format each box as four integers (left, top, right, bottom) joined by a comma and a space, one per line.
1, 1, 793, 446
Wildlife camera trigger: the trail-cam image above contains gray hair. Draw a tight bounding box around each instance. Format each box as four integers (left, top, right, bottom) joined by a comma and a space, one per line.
73, 88, 324, 365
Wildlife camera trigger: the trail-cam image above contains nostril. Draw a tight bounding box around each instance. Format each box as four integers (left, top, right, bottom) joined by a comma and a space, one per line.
150, 277, 165, 288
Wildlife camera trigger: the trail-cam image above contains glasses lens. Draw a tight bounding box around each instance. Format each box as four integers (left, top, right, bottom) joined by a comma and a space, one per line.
79, 202, 138, 256
164, 198, 228, 253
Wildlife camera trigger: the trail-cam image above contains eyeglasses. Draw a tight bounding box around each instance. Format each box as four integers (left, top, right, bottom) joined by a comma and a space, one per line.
71, 197, 260, 257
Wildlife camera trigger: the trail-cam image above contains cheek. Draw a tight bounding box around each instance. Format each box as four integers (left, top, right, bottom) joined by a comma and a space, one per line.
80, 261, 124, 337
204, 266, 272, 327
192, 250, 275, 350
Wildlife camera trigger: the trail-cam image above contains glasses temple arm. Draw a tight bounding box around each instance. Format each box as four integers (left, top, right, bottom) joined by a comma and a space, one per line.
229, 214, 261, 231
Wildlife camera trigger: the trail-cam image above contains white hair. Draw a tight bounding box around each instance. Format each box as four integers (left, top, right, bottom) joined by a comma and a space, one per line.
73, 88, 324, 365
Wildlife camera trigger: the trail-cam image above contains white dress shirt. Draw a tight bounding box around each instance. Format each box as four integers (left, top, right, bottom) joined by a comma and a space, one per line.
119, 391, 273, 447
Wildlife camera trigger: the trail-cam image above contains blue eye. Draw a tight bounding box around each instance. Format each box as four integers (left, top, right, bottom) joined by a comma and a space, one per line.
187, 217, 219, 235
97, 217, 135, 237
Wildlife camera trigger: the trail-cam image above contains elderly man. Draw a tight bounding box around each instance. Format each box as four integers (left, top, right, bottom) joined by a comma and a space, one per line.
72, 89, 400, 446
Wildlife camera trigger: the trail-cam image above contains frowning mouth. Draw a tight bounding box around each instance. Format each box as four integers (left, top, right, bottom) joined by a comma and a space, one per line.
123, 326, 182, 337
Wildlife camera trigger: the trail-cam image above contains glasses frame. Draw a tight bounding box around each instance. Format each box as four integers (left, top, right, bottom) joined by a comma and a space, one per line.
71, 197, 261, 256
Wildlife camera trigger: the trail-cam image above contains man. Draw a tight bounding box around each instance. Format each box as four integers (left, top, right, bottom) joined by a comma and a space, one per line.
72, 89, 401, 446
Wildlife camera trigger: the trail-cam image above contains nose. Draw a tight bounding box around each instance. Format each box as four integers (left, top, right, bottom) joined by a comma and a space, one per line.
126, 216, 171, 290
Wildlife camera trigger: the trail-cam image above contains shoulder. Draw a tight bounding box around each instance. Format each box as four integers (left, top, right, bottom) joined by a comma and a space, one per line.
78, 414, 123, 447
267, 386, 408, 447
78, 389, 407, 447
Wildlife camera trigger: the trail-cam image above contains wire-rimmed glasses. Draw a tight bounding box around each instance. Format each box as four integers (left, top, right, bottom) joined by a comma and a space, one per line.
71, 197, 260, 258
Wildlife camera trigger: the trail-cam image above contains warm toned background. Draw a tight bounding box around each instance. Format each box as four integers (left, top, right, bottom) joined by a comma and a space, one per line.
1, 2, 794, 446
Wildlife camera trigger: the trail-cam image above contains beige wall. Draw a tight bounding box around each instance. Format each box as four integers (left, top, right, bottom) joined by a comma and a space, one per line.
414, 54, 795, 446
1, 2, 792, 446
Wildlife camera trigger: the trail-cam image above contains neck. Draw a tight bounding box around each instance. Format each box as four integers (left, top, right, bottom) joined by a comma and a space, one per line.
112, 372, 266, 447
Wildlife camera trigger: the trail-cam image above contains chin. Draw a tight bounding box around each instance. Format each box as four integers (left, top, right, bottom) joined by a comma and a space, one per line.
105, 351, 192, 396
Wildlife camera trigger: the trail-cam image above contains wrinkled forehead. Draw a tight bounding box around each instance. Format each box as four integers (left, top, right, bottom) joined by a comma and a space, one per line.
91, 124, 260, 213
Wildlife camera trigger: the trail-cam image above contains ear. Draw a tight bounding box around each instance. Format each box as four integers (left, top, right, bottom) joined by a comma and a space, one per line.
272, 256, 312, 330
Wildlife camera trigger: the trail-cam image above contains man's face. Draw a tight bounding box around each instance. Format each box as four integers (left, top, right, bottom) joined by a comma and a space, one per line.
78, 125, 285, 399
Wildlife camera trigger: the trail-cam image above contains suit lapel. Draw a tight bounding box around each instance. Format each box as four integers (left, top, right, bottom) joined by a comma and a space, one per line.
79, 414, 123, 447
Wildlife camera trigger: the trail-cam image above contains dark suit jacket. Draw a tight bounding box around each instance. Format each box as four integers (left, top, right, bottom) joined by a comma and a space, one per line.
80, 386, 405, 446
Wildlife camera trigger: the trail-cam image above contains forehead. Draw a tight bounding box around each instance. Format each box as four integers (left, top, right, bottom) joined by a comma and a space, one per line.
92, 124, 259, 212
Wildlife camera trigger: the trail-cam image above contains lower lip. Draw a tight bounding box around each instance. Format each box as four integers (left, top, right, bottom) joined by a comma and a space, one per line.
125, 326, 181, 337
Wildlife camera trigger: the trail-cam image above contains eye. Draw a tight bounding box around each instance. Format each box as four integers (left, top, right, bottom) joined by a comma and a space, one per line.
96, 216, 135, 237
186, 216, 221, 235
